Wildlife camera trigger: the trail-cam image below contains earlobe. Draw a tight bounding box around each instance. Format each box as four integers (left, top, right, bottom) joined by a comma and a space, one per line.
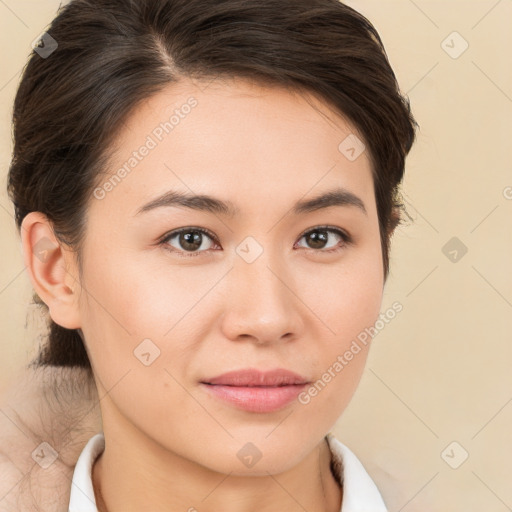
20, 212, 82, 330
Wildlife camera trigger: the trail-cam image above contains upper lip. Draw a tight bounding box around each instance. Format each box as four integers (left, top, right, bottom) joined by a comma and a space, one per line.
202, 368, 310, 387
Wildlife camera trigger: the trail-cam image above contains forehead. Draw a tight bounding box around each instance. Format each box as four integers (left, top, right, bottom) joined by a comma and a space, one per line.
92, 77, 375, 219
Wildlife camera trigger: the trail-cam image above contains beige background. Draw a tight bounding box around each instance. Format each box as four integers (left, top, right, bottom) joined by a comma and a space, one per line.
1, 1, 511, 510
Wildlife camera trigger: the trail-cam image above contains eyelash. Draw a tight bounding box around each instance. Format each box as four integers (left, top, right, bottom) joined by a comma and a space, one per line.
158, 225, 352, 258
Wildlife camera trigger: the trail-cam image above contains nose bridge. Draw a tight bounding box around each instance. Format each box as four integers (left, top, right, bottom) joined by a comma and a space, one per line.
234, 238, 289, 307
221, 237, 302, 342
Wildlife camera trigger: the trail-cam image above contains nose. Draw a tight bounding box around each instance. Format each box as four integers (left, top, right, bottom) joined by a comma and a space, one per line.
220, 248, 305, 345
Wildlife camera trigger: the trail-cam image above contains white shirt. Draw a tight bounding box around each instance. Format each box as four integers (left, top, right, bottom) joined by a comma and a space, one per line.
68, 432, 387, 511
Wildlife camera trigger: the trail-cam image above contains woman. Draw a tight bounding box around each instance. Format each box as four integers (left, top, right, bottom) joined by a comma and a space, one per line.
6, 0, 416, 510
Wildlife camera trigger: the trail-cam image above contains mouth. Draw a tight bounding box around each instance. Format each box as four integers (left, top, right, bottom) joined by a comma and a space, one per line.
200, 382, 309, 413
200, 368, 311, 413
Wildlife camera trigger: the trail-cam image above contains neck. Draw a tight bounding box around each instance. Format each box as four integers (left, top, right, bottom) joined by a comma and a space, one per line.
92, 413, 342, 512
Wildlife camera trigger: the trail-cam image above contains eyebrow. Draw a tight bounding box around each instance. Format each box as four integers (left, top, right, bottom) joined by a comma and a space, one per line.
135, 187, 367, 217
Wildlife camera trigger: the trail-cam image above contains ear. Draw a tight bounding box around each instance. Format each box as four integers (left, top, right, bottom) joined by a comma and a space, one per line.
20, 212, 82, 330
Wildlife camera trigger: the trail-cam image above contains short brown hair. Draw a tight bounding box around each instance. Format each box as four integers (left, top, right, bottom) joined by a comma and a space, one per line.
7, 0, 417, 371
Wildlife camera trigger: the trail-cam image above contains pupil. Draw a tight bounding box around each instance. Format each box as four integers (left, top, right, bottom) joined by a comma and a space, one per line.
181, 231, 202, 251
308, 230, 327, 249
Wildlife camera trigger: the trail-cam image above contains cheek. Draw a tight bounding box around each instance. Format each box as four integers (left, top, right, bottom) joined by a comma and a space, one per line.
298, 265, 382, 428
77, 251, 166, 381
78, 248, 217, 384
308, 241, 384, 339
316, 269, 382, 334
305, 239, 383, 395
80, 248, 181, 332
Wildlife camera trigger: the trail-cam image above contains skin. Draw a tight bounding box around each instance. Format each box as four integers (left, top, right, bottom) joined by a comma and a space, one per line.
13, 76, 386, 512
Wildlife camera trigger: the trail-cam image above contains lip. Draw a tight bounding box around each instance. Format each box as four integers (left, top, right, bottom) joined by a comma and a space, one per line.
202, 368, 310, 387
200, 368, 310, 413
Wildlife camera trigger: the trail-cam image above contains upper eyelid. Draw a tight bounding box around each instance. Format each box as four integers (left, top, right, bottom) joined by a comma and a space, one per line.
161, 226, 218, 243
297, 225, 350, 239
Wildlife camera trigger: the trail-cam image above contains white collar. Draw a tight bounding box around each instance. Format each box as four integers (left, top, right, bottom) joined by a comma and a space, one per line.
69, 432, 387, 512
68, 432, 104, 511
325, 432, 387, 511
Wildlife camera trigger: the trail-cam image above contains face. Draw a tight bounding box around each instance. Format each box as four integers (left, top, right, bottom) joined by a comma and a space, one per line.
75, 77, 384, 475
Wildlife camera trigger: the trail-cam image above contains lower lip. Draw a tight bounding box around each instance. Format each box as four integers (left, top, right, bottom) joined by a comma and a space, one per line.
200, 383, 308, 413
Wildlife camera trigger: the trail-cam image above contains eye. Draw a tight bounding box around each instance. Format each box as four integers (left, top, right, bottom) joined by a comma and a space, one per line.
159, 225, 352, 258
295, 226, 351, 253
159, 227, 219, 258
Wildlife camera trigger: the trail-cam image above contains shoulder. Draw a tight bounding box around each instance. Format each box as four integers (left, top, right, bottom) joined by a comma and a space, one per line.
0, 365, 101, 511
0, 450, 74, 512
